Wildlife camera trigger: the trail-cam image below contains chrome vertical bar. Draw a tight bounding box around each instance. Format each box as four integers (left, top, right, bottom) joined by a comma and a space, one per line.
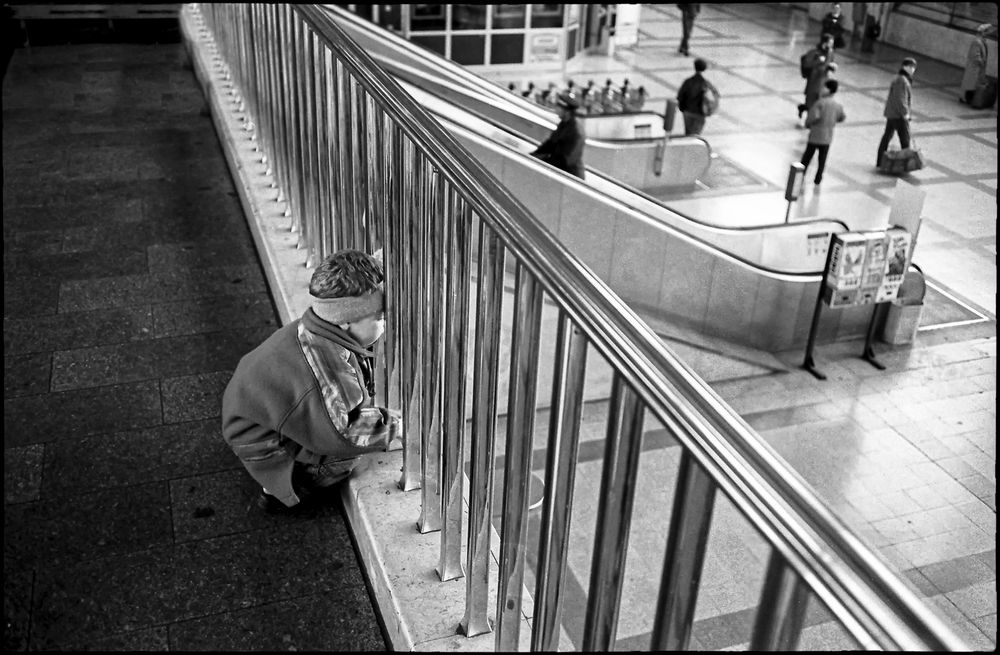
316, 46, 332, 260
398, 135, 422, 492
301, 29, 318, 266
439, 189, 471, 582
532, 313, 589, 652
750, 552, 810, 651
496, 263, 544, 652
460, 223, 506, 638
418, 163, 442, 534
380, 112, 401, 420
582, 375, 646, 651
650, 449, 717, 650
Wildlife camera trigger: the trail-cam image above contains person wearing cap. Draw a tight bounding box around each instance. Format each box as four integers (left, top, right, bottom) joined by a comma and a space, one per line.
961, 23, 994, 104
221, 248, 400, 513
676, 57, 719, 136
530, 93, 586, 179
877, 57, 916, 167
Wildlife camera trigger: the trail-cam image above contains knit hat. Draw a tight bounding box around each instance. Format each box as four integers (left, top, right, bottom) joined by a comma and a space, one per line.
902, 57, 917, 67
311, 290, 384, 324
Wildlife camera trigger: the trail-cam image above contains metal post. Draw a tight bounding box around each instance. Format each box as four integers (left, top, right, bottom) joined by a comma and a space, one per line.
784, 162, 804, 223
802, 233, 836, 380
650, 450, 717, 650
582, 375, 646, 651
460, 224, 506, 638
532, 315, 588, 652
495, 263, 544, 651
750, 551, 811, 651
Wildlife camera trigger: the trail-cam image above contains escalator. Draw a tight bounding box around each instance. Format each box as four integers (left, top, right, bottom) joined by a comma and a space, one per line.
322, 6, 872, 352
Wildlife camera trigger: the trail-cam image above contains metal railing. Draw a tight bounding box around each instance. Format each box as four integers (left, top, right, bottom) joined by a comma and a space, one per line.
190, 3, 970, 651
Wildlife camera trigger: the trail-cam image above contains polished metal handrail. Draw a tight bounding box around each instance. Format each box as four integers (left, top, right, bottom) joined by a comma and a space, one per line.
191, 3, 970, 651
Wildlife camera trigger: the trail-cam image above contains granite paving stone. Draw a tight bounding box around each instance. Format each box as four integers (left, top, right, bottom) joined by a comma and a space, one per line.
63, 627, 171, 652
41, 419, 238, 497
4, 351, 52, 397
150, 293, 277, 338
48, 327, 271, 392
27, 522, 369, 648
57, 266, 268, 313
4, 481, 174, 568
2, 568, 33, 652
160, 370, 234, 423
3, 306, 156, 355
167, 593, 386, 651
4, 380, 164, 447
4, 277, 62, 318
7, 247, 149, 280
168, 468, 342, 544
4, 444, 45, 504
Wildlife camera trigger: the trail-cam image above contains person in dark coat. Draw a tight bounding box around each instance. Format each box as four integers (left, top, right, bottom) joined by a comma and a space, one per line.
677, 4, 700, 56
676, 57, 718, 136
877, 57, 916, 167
531, 94, 586, 179
798, 34, 835, 120
800, 79, 846, 185
802, 61, 837, 127
821, 3, 846, 49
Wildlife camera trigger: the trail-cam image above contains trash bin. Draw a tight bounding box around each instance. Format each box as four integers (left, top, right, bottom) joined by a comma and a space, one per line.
881, 267, 926, 345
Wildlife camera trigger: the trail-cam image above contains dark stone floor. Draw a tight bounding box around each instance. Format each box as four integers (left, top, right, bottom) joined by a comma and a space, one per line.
3, 42, 387, 651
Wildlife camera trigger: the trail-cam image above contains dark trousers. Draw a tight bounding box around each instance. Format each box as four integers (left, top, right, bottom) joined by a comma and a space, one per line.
682, 111, 706, 136
877, 118, 911, 165
800, 142, 830, 183
680, 13, 695, 52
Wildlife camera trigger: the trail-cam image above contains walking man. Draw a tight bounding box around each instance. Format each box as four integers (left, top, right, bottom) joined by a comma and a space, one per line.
676, 58, 719, 136
877, 57, 916, 168
800, 79, 846, 185
677, 4, 700, 56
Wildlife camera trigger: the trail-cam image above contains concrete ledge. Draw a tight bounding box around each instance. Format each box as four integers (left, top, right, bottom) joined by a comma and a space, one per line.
180, 6, 532, 650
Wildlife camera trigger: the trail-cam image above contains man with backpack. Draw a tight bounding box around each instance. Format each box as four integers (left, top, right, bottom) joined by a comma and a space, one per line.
798, 34, 835, 122
676, 58, 719, 136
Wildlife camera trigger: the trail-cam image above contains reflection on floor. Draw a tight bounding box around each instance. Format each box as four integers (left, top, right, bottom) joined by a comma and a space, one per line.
481, 4, 995, 651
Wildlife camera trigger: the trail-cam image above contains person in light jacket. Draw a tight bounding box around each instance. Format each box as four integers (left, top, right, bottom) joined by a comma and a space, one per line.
800, 79, 846, 185
876, 57, 916, 167
960, 23, 994, 104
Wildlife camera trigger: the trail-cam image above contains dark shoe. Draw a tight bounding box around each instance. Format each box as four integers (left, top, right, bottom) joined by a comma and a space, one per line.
814, 177, 822, 185
257, 491, 303, 515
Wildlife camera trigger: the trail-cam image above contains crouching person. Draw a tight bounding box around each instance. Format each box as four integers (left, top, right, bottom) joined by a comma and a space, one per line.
222, 248, 400, 513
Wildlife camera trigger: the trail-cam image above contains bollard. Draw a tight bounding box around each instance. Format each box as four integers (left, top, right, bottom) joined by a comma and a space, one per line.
784, 162, 805, 223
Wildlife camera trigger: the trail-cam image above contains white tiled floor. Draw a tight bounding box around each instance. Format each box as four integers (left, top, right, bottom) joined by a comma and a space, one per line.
481, 3, 995, 651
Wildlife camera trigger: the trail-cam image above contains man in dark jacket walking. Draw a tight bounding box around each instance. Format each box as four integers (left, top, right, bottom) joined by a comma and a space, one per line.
531, 94, 586, 179
676, 57, 718, 136
877, 57, 916, 167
